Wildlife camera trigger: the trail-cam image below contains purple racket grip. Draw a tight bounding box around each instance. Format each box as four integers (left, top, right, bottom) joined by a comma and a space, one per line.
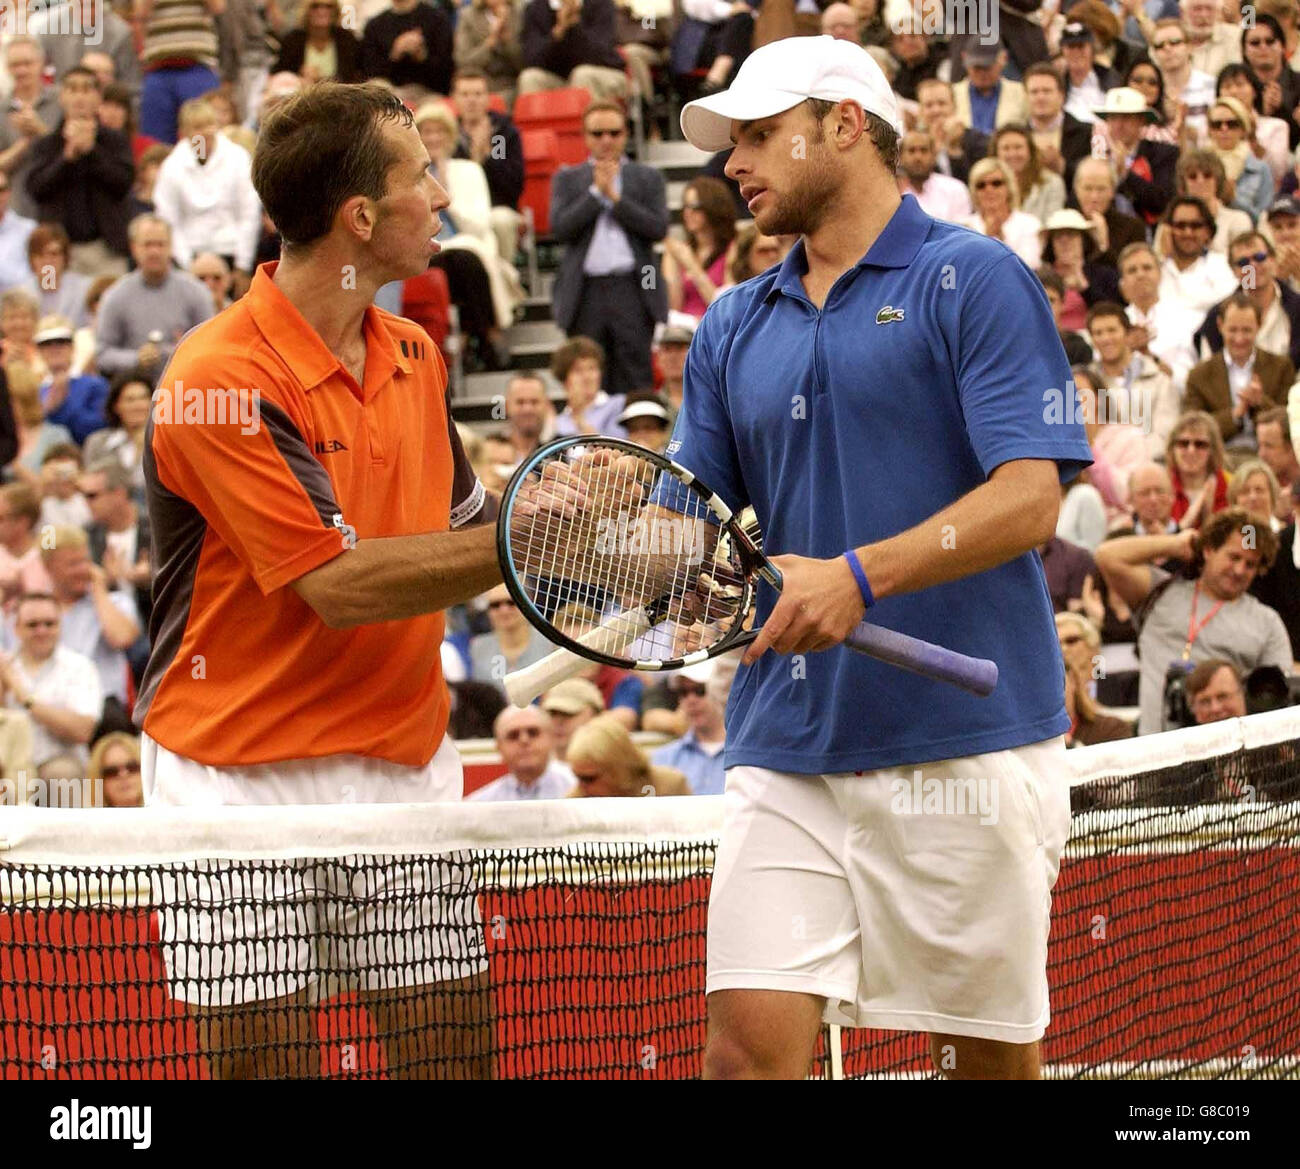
843, 621, 998, 697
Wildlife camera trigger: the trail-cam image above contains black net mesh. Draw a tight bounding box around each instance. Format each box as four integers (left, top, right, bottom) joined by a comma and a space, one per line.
2, 729, 1297, 1080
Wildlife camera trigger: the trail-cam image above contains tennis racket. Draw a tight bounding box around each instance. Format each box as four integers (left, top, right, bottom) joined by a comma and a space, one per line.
496, 435, 999, 707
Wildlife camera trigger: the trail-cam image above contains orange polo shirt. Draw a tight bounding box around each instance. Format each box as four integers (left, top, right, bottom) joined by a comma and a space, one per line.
135, 262, 487, 767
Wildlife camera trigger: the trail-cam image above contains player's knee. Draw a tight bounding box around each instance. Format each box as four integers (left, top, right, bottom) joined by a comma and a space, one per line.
704, 1023, 808, 1080
703, 1029, 765, 1080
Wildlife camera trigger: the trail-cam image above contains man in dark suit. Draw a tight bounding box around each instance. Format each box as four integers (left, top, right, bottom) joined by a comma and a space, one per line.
1095, 86, 1178, 227
550, 99, 668, 398
1024, 63, 1092, 193
1185, 293, 1293, 463
25, 67, 133, 274
1194, 232, 1300, 372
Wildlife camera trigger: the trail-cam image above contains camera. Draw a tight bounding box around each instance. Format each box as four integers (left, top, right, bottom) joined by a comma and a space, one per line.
1163, 660, 1195, 730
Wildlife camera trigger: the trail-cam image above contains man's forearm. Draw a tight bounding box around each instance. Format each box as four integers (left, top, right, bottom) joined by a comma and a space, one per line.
853, 461, 1060, 602
92, 589, 140, 648
1097, 531, 1186, 568
295, 523, 503, 629
29, 703, 97, 745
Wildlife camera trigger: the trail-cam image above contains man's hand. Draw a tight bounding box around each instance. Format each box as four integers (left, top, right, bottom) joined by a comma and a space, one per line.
1275, 241, 1300, 279
62, 117, 96, 160
593, 158, 618, 199
102, 545, 130, 587
391, 28, 424, 59
87, 561, 112, 594
10, 102, 45, 139
0, 652, 22, 701
1127, 323, 1152, 354
1236, 373, 1265, 417
138, 340, 161, 367
741, 554, 866, 664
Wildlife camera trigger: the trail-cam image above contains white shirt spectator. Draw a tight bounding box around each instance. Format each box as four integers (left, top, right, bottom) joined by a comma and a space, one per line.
907, 175, 971, 223
0, 205, 35, 292
1126, 298, 1201, 394
1064, 73, 1104, 124
468, 760, 575, 801
1158, 252, 1239, 317
4, 644, 101, 766
151, 134, 262, 273
960, 209, 1042, 267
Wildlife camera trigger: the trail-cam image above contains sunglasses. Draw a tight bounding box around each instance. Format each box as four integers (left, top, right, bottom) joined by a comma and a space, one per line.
974, 177, 1006, 189
586, 127, 625, 138
503, 727, 542, 742
1171, 220, 1207, 230
102, 762, 141, 778
573, 772, 599, 783
675, 681, 708, 697
1175, 437, 1211, 449
1209, 118, 1242, 130
488, 599, 516, 610
1233, 251, 1269, 267
1246, 36, 1277, 47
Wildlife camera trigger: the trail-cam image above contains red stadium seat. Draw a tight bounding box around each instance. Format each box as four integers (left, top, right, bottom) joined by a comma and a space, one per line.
520, 128, 560, 236
488, 93, 507, 114
513, 87, 592, 166
401, 267, 452, 355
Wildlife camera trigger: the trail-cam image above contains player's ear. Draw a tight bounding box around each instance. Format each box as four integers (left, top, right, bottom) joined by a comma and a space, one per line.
340, 193, 376, 241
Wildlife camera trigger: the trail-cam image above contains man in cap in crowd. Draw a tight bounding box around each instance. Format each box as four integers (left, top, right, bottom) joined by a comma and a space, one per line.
1095, 87, 1178, 225
1060, 21, 1120, 124
35, 314, 108, 444
1264, 197, 1300, 292
650, 660, 727, 796
541, 676, 605, 761
655, 323, 693, 419
953, 44, 1026, 137
468, 705, 575, 801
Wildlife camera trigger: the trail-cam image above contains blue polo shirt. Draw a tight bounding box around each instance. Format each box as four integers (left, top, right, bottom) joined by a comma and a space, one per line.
660, 194, 1093, 775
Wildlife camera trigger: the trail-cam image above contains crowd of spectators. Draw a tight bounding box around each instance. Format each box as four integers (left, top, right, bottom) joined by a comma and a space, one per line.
0, 1, 1297, 808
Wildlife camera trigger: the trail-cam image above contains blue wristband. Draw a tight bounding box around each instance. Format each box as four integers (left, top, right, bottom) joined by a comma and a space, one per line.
843, 551, 875, 610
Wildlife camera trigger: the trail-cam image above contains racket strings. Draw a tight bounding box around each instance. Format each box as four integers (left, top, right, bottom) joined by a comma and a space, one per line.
509, 444, 748, 661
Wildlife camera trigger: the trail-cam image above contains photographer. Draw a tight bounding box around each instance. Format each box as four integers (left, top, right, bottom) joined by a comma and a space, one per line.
1095, 507, 1292, 734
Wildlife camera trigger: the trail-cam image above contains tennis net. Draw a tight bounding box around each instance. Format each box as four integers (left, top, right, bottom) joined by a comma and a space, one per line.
1, 709, 1297, 1079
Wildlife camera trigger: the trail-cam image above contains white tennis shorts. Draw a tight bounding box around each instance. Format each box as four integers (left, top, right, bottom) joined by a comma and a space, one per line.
141, 734, 487, 1007
706, 737, 1072, 1043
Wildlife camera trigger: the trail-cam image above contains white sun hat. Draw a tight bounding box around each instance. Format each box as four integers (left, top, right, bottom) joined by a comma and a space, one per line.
680, 35, 903, 154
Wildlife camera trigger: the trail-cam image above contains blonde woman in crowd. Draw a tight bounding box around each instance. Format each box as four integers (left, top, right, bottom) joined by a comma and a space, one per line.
89, 731, 143, 807
961, 158, 1042, 267
1227, 457, 1286, 530
566, 714, 689, 797
3, 363, 72, 487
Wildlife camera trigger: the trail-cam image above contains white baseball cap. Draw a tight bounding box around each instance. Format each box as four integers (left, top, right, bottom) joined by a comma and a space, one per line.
680, 35, 903, 154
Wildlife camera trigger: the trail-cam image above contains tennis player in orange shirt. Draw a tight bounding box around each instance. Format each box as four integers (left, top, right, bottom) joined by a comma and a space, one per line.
136, 83, 509, 1079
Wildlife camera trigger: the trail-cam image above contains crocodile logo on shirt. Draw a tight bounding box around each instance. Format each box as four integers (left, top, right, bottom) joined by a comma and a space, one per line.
875, 305, 905, 325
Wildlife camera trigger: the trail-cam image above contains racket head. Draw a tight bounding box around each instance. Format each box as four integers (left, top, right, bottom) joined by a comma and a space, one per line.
498, 435, 759, 671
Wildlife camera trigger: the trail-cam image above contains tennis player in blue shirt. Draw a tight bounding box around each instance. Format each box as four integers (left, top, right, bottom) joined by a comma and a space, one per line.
674, 36, 1094, 1080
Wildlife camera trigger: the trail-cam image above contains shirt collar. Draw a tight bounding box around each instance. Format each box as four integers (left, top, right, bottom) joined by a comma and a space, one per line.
765, 196, 930, 303
244, 261, 412, 393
